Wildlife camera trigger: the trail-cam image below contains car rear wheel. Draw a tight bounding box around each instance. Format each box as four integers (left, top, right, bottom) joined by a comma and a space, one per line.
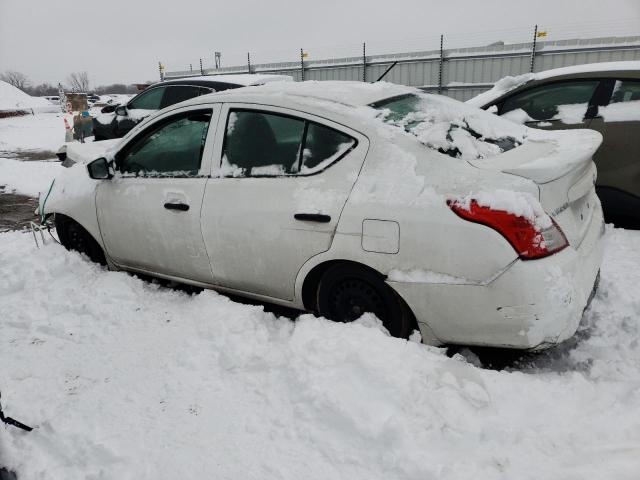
316, 263, 415, 338
55, 215, 106, 265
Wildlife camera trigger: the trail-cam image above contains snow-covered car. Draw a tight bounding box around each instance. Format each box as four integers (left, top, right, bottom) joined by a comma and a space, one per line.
467, 61, 640, 228
92, 74, 292, 141
40, 81, 604, 350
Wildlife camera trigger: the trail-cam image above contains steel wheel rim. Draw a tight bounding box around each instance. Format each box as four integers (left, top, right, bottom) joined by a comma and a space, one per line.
328, 276, 387, 322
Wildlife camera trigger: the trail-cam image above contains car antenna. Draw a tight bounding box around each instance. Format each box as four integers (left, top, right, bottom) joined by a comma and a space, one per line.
374, 61, 398, 83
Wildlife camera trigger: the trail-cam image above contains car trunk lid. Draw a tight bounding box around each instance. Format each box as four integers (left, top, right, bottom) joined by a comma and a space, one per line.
468, 129, 603, 247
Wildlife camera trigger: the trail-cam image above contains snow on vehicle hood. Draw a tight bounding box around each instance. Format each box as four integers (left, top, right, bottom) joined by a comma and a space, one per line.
65, 139, 122, 165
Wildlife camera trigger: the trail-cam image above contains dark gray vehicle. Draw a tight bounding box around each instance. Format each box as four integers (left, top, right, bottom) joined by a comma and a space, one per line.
468, 61, 640, 228
92, 74, 291, 141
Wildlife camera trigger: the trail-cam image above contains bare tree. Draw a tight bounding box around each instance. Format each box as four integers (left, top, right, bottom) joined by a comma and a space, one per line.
0, 70, 30, 91
67, 71, 90, 93
26, 83, 58, 97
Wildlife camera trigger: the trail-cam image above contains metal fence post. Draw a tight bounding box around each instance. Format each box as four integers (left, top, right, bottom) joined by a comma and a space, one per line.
200, 58, 204, 75
247, 52, 252, 74
438, 34, 444, 93
300, 48, 305, 81
530, 24, 538, 73
362, 42, 366, 82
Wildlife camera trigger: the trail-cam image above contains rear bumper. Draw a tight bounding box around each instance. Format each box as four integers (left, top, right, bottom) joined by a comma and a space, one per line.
389, 204, 605, 349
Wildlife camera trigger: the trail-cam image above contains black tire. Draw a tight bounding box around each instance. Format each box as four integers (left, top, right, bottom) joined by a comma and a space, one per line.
316, 263, 415, 338
55, 215, 106, 265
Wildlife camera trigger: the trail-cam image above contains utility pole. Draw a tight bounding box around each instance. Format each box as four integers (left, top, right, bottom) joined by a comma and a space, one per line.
247, 52, 252, 74
438, 34, 444, 94
199, 58, 204, 75
215, 52, 221, 69
158, 62, 164, 81
530, 24, 538, 73
362, 42, 366, 82
300, 48, 305, 81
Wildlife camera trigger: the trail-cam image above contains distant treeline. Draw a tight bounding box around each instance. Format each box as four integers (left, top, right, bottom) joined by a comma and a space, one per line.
23, 82, 141, 96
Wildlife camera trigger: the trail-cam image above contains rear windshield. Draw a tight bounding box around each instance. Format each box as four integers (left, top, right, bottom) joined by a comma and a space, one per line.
371, 93, 525, 160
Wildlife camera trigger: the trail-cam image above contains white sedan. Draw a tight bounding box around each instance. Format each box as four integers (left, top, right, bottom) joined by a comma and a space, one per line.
40, 81, 604, 349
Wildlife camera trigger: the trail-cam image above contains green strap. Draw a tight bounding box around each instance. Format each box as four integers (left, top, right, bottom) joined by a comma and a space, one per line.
40, 178, 55, 223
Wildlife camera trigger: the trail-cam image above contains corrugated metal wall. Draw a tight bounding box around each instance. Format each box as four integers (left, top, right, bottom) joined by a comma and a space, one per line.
165, 36, 640, 101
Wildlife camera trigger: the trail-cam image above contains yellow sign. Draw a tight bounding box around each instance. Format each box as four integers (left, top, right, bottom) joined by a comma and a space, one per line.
537, 31, 548, 38
302, 52, 309, 59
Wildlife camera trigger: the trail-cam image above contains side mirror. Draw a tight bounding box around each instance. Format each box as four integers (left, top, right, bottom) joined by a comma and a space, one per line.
101, 104, 116, 113
87, 157, 112, 180
115, 105, 127, 116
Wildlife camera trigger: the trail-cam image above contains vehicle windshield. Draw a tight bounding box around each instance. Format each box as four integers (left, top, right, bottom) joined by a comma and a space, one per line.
371, 93, 525, 160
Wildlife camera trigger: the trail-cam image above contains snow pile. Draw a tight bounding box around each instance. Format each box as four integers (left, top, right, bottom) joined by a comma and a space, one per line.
1, 228, 640, 478
465, 73, 534, 107
0, 81, 59, 113
452, 189, 552, 230
376, 93, 527, 161
0, 158, 61, 197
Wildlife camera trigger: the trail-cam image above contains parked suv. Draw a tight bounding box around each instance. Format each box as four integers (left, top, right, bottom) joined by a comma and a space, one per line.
467, 61, 640, 228
92, 74, 291, 141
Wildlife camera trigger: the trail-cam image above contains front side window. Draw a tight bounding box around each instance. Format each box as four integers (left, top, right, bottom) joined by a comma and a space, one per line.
161, 86, 202, 108
500, 80, 600, 121
128, 87, 165, 110
222, 110, 355, 177
119, 110, 211, 177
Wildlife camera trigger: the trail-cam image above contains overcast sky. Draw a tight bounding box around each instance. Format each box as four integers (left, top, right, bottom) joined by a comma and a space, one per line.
1, 0, 639, 88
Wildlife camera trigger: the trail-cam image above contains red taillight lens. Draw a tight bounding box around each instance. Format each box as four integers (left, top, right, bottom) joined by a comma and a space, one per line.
448, 199, 568, 259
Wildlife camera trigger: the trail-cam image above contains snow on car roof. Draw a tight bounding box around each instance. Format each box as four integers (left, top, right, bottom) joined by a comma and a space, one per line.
467, 60, 640, 107
162, 73, 293, 86
201, 80, 416, 107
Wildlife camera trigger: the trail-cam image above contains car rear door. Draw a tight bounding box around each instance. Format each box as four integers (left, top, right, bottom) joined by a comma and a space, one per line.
200, 104, 369, 301
584, 78, 640, 209
160, 85, 203, 109
96, 104, 220, 283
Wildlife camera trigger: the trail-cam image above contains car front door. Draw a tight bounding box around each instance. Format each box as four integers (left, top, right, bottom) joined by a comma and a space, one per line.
96, 104, 220, 283
116, 86, 167, 136
201, 104, 368, 300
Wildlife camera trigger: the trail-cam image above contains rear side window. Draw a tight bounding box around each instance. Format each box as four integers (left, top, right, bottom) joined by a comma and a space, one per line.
500, 80, 600, 121
118, 110, 212, 177
128, 87, 165, 110
221, 110, 356, 177
609, 80, 640, 103
161, 86, 202, 108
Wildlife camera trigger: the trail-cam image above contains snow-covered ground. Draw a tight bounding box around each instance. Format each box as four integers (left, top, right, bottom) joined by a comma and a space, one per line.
0, 227, 639, 479
0, 112, 66, 153
0, 158, 61, 197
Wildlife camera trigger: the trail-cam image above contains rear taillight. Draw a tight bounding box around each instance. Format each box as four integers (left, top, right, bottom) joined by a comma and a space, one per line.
448, 199, 568, 260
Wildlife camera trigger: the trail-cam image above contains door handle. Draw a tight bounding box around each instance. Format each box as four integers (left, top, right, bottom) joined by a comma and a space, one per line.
294, 213, 331, 223
164, 202, 190, 211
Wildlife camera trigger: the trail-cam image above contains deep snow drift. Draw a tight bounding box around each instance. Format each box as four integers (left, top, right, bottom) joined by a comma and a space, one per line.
1, 227, 639, 479
0, 81, 59, 114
